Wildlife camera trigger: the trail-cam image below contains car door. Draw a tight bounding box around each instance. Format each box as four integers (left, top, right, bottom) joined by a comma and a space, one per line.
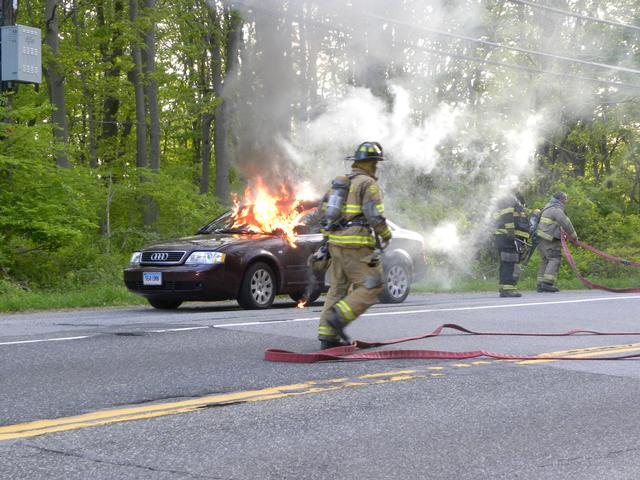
282, 209, 324, 288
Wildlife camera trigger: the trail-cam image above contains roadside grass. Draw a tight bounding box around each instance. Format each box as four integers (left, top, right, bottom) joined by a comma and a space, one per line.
0, 284, 146, 313
412, 269, 640, 294
3, 271, 640, 313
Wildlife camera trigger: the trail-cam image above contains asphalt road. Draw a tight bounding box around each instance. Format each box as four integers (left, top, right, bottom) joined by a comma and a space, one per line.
2, 290, 640, 479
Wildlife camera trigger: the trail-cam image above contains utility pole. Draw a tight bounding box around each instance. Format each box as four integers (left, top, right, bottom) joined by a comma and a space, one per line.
0, 0, 17, 109
0, 0, 16, 25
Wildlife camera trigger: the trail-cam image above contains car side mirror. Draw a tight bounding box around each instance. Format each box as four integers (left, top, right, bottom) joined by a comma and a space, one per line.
294, 225, 311, 235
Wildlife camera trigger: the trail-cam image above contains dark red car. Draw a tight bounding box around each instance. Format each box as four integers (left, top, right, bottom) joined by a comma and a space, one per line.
124, 208, 426, 310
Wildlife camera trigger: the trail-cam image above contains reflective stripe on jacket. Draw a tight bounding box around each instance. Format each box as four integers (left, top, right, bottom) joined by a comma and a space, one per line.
323, 168, 391, 248
494, 195, 529, 239
536, 200, 577, 241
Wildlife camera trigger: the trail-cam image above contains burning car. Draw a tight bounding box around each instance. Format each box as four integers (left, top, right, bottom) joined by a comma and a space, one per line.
123, 180, 426, 310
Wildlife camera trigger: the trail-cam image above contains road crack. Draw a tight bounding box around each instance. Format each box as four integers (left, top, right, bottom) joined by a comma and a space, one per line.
24, 444, 227, 479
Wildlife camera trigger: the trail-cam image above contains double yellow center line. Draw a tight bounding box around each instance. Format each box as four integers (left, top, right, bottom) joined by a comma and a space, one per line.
0, 370, 430, 441
4, 341, 640, 441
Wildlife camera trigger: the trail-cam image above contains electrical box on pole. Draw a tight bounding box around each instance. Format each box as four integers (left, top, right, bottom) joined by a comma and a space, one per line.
1, 25, 41, 84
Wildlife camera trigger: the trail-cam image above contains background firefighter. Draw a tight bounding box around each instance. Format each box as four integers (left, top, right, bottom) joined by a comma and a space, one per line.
493, 192, 530, 297
314, 142, 393, 350
535, 191, 578, 292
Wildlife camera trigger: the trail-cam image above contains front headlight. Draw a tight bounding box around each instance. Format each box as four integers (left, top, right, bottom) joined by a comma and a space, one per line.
130, 251, 142, 266
185, 251, 226, 265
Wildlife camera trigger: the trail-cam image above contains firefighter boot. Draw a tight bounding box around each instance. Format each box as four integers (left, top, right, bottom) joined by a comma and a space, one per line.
320, 339, 349, 350
326, 307, 350, 343
500, 289, 522, 298
539, 282, 559, 292
536, 283, 544, 292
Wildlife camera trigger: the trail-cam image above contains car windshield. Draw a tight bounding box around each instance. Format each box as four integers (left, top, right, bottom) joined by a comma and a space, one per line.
196, 212, 257, 235
196, 205, 322, 235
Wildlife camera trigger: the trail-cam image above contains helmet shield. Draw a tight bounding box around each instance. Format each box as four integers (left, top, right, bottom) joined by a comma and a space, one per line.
352, 142, 385, 162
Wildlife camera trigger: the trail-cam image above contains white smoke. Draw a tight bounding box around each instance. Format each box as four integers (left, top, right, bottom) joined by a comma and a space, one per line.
278, 85, 464, 179
216, 0, 631, 288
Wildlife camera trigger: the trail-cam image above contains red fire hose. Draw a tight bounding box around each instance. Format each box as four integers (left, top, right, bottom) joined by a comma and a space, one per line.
561, 233, 640, 293
264, 236, 640, 363
264, 323, 640, 363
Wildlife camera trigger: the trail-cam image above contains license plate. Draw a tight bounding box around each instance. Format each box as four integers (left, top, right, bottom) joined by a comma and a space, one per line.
143, 272, 162, 286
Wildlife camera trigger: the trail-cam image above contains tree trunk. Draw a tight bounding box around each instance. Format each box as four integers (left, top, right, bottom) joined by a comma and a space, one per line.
200, 113, 213, 194
143, 0, 160, 172
129, 0, 148, 168
97, 0, 124, 164
71, 1, 97, 167
44, 0, 70, 167
214, 8, 242, 202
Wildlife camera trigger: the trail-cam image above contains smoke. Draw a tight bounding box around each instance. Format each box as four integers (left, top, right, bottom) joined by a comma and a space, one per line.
216, 0, 633, 288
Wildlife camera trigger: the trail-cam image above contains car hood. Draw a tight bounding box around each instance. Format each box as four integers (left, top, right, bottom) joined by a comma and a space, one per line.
142, 233, 275, 251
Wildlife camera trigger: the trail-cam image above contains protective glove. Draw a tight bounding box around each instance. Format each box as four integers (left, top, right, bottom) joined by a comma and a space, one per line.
307, 244, 330, 271
361, 249, 382, 267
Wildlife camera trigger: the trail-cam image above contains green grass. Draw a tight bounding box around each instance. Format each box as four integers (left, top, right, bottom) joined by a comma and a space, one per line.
0, 284, 146, 312
3, 269, 640, 313
412, 268, 640, 294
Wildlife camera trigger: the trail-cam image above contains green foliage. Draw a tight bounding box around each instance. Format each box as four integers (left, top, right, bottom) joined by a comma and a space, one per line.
4, 0, 640, 311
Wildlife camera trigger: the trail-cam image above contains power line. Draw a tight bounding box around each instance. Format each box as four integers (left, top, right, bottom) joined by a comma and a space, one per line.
230, 1, 640, 91
398, 40, 640, 92
366, 12, 640, 77
506, 0, 640, 33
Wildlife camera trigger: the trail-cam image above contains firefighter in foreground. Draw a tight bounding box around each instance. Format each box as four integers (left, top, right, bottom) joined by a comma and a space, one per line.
493, 192, 530, 297
312, 142, 393, 350
535, 191, 578, 292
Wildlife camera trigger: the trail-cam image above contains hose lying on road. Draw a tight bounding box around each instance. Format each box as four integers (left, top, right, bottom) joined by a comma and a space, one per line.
561, 233, 640, 293
264, 323, 640, 363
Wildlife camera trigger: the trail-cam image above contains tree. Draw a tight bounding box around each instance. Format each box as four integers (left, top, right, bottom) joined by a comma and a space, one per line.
128, 0, 148, 168
142, 0, 160, 171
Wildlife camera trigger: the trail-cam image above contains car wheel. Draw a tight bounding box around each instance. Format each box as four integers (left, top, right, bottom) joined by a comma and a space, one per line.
238, 262, 277, 309
289, 288, 321, 305
148, 298, 183, 310
379, 262, 411, 303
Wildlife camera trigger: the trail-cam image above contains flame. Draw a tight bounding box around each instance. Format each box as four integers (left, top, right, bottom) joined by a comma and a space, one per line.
296, 299, 307, 309
230, 177, 307, 246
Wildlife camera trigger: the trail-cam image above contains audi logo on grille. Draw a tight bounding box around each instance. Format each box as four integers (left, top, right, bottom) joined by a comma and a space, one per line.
150, 252, 169, 261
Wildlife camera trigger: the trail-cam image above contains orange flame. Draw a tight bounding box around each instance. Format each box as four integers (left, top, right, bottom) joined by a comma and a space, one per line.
230, 177, 307, 246
296, 299, 307, 309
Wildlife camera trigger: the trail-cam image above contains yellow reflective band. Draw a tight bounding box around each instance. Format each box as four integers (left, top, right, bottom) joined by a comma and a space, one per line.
499, 207, 515, 215
504, 222, 515, 229
318, 326, 336, 335
375, 204, 384, 213
328, 235, 375, 246
543, 274, 557, 281
499, 284, 517, 290
540, 217, 557, 225
515, 231, 530, 239
369, 184, 379, 194
537, 230, 554, 241
336, 300, 355, 321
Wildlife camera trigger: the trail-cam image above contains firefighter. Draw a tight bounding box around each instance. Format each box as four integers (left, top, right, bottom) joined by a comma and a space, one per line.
314, 141, 393, 350
493, 192, 529, 297
535, 191, 578, 292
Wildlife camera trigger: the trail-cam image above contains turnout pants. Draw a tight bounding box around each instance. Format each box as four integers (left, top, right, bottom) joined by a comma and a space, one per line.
537, 238, 562, 285
317, 244, 384, 341
496, 235, 520, 291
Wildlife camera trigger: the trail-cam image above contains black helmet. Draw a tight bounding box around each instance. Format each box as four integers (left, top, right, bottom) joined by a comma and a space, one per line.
352, 142, 385, 162
552, 191, 568, 202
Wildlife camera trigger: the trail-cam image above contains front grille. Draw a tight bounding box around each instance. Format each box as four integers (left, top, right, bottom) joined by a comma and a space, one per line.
141, 251, 186, 264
